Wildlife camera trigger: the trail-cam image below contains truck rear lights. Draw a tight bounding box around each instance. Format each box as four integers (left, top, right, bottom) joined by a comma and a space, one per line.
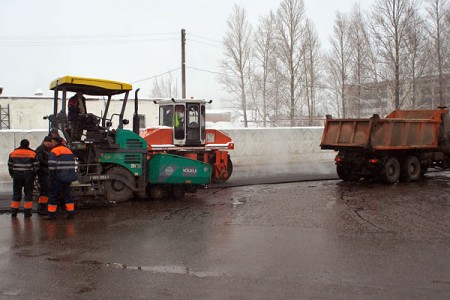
368, 158, 379, 163
335, 156, 344, 162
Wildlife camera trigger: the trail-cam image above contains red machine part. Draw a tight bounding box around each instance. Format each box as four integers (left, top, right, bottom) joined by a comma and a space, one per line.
140, 127, 234, 182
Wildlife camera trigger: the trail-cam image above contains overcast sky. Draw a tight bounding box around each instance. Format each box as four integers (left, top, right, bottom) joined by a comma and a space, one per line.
0, 0, 372, 107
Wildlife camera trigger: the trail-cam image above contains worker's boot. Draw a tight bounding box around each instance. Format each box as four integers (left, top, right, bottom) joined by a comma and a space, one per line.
24, 209, 32, 218
11, 208, 18, 218
37, 203, 48, 215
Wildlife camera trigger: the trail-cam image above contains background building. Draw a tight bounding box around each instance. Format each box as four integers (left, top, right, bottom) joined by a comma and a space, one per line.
344, 74, 450, 118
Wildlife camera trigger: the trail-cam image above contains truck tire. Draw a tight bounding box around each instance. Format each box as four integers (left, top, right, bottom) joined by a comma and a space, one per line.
103, 166, 134, 203
401, 156, 421, 182
382, 157, 400, 183
336, 165, 361, 181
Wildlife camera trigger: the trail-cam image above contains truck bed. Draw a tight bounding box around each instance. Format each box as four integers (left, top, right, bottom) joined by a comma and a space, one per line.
320, 109, 446, 151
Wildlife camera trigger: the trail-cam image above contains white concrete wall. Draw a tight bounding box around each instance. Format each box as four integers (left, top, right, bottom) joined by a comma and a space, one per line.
220, 127, 334, 166
0, 130, 48, 168
0, 130, 48, 189
0, 128, 335, 185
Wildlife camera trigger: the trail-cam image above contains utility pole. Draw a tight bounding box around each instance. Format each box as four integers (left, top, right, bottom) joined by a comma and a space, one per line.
181, 29, 186, 99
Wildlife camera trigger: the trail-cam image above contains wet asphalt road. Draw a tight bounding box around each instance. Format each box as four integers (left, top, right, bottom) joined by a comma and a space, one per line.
0, 161, 338, 211
1, 167, 450, 298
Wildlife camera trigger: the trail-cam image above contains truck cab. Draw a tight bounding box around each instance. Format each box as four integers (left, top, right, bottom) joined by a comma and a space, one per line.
158, 99, 207, 146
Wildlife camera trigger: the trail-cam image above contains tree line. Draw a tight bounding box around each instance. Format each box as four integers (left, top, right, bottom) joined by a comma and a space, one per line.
219, 0, 450, 127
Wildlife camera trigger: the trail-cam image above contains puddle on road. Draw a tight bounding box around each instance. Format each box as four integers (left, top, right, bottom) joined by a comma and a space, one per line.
74, 259, 223, 278
2, 289, 21, 296
137, 265, 222, 278
231, 197, 247, 208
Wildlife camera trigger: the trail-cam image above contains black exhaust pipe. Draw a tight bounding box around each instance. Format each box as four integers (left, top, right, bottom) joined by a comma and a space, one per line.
133, 88, 140, 134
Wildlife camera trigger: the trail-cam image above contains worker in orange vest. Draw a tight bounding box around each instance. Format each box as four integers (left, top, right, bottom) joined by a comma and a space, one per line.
35, 136, 53, 215
45, 136, 78, 220
8, 139, 39, 217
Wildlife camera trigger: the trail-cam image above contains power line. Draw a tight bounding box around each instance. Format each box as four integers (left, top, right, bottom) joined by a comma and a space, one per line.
0, 31, 225, 51
189, 33, 222, 44
131, 67, 181, 84
0, 29, 228, 83
187, 66, 227, 76
0, 32, 178, 40
0, 38, 179, 47
189, 38, 223, 50
0, 32, 180, 47
131, 66, 228, 85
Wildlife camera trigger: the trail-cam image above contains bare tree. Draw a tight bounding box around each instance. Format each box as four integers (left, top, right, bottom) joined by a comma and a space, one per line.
323, 58, 343, 117
219, 5, 253, 127
327, 11, 352, 118
151, 73, 178, 98
425, 0, 449, 107
252, 12, 277, 127
301, 18, 321, 125
275, 0, 305, 126
268, 59, 286, 126
370, 0, 417, 109
347, 4, 372, 117
404, 6, 430, 108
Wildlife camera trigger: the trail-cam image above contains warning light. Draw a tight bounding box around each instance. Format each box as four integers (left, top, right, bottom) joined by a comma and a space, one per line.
335, 156, 344, 162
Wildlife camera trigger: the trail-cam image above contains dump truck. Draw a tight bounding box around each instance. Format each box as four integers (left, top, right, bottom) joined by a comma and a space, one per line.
47, 76, 211, 205
320, 107, 450, 183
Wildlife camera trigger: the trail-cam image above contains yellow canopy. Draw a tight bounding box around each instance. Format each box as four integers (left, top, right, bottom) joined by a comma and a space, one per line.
50, 75, 132, 96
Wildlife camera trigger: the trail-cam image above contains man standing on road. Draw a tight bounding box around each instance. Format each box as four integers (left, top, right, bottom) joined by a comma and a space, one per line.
46, 136, 78, 220
35, 136, 53, 215
8, 139, 39, 218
